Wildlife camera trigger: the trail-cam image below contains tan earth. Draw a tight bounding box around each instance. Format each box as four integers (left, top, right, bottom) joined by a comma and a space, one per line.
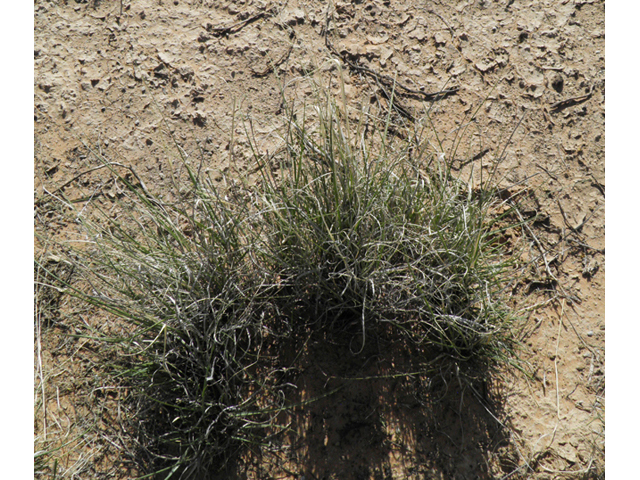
35, 0, 604, 478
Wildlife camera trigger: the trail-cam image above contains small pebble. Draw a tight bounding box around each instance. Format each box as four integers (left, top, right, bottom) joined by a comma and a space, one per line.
586, 330, 594, 337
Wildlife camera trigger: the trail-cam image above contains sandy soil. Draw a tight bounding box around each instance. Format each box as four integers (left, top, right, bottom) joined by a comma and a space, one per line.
35, 0, 604, 478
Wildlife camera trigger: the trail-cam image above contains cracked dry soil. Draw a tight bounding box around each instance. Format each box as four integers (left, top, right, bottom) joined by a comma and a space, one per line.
35, 1, 604, 478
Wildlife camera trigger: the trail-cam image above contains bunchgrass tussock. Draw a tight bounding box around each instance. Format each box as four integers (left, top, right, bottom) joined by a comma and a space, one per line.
52, 161, 283, 477
44, 81, 524, 477
258, 91, 518, 362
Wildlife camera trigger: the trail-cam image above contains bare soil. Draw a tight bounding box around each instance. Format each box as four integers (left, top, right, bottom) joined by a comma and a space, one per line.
35, 1, 604, 478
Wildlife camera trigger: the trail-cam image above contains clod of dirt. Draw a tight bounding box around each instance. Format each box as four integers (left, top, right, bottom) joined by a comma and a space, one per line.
379, 46, 393, 67
476, 59, 497, 73
450, 63, 466, 76
408, 26, 428, 42
548, 71, 564, 93
158, 52, 175, 67
282, 8, 305, 26
192, 109, 206, 127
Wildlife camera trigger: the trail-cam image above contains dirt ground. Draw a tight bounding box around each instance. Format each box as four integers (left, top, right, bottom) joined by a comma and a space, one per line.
34, 0, 604, 478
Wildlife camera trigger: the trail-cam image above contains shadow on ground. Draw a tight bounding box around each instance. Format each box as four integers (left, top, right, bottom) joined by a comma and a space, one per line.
230, 324, 517, 480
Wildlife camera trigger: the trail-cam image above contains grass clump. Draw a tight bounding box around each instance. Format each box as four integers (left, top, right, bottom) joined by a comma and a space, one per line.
46, 85, 522, 477
60, 170, 280, 477
259, 98, 516, 361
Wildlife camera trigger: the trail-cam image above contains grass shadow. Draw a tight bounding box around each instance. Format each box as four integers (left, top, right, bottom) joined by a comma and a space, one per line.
228, 321, 514, 480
